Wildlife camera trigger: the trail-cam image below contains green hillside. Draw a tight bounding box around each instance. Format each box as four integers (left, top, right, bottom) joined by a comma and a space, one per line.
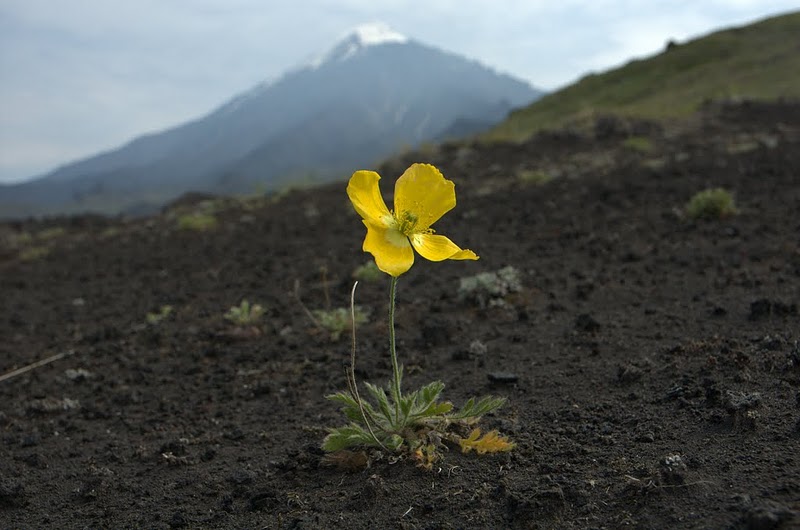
487, 11, 800, 141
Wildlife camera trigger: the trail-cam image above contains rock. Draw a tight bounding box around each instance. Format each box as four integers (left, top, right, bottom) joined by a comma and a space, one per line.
635, 431, 655, 443
469, 340, 488, 356
741, 500, 798, 530
575, 314, 601, 333
0, 478, 26, 507
488, 372, 519, 384
228, 469, 255, 486
749, 299, 797, 320
617, 364, 643, 384
64, 368, 92, 382
710, 305, 727, 317
725, 390, 761, 411
169, 510, 188, 528
724, 390, 761, 430
660, 454, 687, 485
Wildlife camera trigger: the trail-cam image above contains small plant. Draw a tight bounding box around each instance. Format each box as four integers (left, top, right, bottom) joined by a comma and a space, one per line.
458, 265, 522, 309
100, 227, 121, 239
177, 213, 217, 231
685, 188, 737, 220
517, 169, 552, 185
36, 227, 67, 241
7, 230, 34, 247
323, 164, 514, 468
224, 299, 264, 326
18, 245, 50, 261
622, 136, 653, 153
146, 305, 173, 325
352, 260, 383, 282
313, 306, 370, 341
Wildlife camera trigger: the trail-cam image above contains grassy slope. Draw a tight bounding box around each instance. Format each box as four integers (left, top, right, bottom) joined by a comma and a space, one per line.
486, 11, 800, 141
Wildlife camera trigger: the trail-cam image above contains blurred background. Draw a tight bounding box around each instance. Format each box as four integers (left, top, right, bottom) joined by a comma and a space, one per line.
0, 0, 796, 217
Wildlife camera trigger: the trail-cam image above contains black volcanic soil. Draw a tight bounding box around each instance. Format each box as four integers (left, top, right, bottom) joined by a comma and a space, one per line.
1, 101, 799, 529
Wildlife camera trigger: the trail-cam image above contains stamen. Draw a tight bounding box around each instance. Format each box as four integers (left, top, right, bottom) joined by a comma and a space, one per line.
396, 211, 419, 235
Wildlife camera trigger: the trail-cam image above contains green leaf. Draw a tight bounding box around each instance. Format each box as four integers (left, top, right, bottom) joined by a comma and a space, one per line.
426, 401, 453, 415
327, 391, 358, 407
328, 391, 381, 426
449, 395, 507, 421
322, 424, 375, 452
326, 392, 359, 419
399, 392, 415, 419
409, 381, 445, 417
364, 382, 393, 421
419, 381, 445, 404
385, 434, 404, 451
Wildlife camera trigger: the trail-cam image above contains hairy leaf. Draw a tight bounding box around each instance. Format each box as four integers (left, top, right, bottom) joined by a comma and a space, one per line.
410, 381, 445, 416
448, 395, 506, 421
385, 434, 404, 450
322, 424, 377, 451
364, 382, 393, 420
398, 392, 415, 419
327, 392, 368, 423
418, 381, 445, 405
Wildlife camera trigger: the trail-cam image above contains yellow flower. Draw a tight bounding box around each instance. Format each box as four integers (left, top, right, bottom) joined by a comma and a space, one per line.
347, 163, 479, 277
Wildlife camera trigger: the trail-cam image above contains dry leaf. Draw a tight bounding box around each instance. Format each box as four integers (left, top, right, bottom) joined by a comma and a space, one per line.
459, 428, 515, 454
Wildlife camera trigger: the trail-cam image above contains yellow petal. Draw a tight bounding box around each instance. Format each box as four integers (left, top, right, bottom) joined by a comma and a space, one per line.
450, 249, 480, 260
394, 164, 456, 231
347, 170, 392, 226
410, 233, 479, 262
362, 221, 414, 277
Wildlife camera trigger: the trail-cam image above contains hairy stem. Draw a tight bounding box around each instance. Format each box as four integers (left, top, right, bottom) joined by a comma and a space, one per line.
388, 276, 402, 421
348, 281, 386, 450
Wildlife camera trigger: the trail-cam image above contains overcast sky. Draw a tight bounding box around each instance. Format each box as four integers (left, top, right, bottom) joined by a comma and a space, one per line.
0, 1, 796, 184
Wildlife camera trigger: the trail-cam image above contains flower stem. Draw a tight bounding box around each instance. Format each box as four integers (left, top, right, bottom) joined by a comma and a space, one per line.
388, 276, 402, 420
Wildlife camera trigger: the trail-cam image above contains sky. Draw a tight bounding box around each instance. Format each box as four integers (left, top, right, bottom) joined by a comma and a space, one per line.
0, 1, 797, 184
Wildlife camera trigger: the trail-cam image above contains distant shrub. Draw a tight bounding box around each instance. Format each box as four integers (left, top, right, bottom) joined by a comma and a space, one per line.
18, 245, 50, 261
100, 227, 120, 239
642, 157, 667, 170
352, 260, 383, 282
517, 169, 552, 185
313, 306, 370, 341
37, 227, 67, 240
686, 188, 737, 220
622, 136, 653, 153
10, 231, 34, 246
146, 305, 173, 325
224, 299, 264, 326
458, 266, 522, 309
177, 213, 217, 231
417, 141, 439, 156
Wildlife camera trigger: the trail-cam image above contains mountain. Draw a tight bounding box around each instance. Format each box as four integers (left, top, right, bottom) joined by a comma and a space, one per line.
486, 11, 800, 142
0, 23, 542, 219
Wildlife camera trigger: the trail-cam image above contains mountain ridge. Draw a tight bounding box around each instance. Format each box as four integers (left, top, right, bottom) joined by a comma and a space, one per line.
1, 24, 541, 218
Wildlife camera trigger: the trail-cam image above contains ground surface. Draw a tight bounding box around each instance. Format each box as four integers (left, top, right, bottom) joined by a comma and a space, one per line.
1, 101, 799, 529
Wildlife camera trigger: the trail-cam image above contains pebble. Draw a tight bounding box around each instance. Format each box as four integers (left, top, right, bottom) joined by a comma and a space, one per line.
487, 372, 519, 384
574, 313, 601, 333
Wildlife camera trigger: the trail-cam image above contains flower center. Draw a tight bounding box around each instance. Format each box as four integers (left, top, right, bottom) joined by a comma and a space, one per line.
394, 211, 418, 236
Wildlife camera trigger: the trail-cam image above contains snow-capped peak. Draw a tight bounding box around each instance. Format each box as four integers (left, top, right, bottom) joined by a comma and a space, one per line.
307, 22, 408, 69
350, 22, 408, 46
